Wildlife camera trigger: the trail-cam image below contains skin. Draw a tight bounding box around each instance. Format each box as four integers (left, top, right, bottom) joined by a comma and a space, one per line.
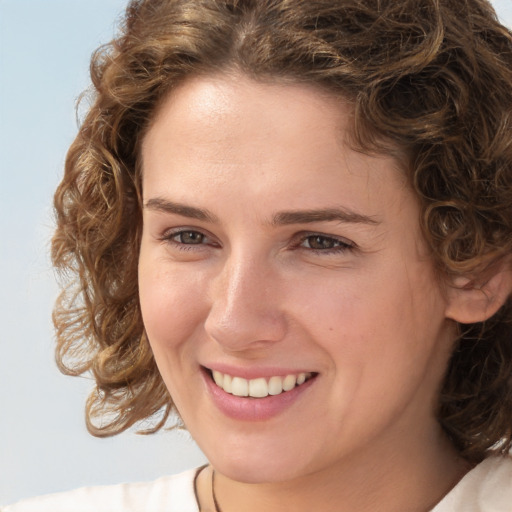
138, 73, 470, 512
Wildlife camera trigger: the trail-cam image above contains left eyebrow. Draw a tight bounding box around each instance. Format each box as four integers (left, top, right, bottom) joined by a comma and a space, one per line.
270, 208, 380, 226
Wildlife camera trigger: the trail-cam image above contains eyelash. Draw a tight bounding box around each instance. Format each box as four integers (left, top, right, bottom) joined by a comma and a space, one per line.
160, 229, 355, 255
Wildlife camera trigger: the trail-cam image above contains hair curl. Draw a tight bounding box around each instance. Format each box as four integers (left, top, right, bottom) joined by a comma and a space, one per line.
52, 0, 512, 461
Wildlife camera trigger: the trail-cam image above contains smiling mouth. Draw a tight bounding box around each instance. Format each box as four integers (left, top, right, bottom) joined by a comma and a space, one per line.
206, 369, 316, 398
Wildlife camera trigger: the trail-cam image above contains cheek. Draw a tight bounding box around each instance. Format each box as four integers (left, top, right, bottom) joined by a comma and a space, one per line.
294, 261, 445, 364
138, 257, 209, 351
138, 259, 210, 411
281, 270, 375, 341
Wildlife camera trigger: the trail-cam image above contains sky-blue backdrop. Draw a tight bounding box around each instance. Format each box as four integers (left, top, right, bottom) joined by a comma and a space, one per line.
1, 0, 511, 505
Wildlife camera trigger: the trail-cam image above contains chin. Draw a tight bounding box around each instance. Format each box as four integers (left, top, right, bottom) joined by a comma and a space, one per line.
206, 445, 315, 484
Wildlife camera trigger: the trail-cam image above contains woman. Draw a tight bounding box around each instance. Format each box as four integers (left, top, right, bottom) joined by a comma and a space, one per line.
4, 0, 512, 510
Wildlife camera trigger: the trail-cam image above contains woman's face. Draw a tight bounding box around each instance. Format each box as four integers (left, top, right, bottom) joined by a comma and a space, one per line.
139, 74, 456, 483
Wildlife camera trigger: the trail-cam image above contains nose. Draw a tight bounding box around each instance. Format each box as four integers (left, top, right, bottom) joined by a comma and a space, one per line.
204, 251, 287, 352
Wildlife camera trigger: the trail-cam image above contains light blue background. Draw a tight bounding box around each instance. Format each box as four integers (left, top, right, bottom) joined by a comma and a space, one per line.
1, 0, 511, 505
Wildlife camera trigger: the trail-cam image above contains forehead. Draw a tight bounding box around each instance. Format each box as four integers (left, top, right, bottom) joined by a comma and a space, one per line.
141, 73, 412, 223
145, 73, 349, 154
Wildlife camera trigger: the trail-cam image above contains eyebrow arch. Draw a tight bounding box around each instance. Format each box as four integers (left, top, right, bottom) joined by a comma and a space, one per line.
144, 198, 219, 223
271, 208, 380, 226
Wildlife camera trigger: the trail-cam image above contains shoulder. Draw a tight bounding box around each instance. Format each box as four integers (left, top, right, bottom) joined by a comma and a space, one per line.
432, 454, 512, 512
1, 467, 201, 512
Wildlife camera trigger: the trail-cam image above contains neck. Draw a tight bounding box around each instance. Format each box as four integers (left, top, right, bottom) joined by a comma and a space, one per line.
196, 425, 472, 512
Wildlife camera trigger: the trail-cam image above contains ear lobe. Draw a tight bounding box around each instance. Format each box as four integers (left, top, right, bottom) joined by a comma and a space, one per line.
445, 261, 512, 324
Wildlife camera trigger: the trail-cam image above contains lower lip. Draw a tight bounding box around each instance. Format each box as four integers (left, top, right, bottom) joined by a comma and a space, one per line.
202, 369, 316, 421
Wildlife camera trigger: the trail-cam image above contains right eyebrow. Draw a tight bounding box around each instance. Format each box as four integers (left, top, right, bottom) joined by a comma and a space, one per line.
143, 198, 219, 223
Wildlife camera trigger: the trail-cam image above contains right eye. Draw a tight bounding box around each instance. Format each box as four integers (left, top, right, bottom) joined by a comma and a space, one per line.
171, 230, 207, 245
159, 228, 219, 253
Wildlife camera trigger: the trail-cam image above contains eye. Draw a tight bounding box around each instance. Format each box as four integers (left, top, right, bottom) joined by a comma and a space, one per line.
160, 228, 218, 250
297, 233, 355, 254
172, 230, 206, 245
303, 235, 342, 250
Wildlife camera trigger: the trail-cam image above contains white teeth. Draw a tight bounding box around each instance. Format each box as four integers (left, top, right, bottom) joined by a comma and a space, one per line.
211, 370, 313, 398
231, 377, 249, 397
282, 374, 297, 391
268, 376, 283, 395
212, 370, 224, 387
249, 378, 268, 398
223, 374, 232, 393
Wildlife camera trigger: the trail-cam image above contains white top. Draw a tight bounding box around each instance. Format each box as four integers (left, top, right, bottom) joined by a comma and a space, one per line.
3, 456, 512, 511
1, 468, 201, 512
431, 455, 512, 512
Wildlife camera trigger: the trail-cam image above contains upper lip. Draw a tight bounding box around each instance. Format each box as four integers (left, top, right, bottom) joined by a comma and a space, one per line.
202, 364, 317, 380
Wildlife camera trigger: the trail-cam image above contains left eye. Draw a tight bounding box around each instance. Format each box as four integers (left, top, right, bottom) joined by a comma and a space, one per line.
299, 234, 352, 251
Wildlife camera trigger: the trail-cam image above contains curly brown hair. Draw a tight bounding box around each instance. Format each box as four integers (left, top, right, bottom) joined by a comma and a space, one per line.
52, 0, 512, 462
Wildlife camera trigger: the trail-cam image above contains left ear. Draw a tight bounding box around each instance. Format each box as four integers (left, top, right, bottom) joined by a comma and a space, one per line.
445, 259, 512, 324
